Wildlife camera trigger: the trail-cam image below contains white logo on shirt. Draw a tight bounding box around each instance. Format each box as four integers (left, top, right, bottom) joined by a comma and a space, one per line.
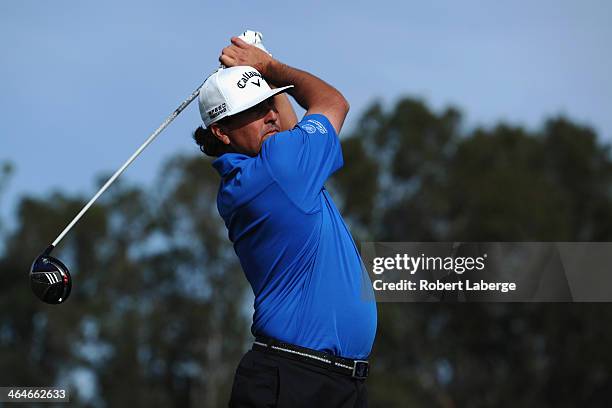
307, 119, 327, 134
302, 124, 317, 134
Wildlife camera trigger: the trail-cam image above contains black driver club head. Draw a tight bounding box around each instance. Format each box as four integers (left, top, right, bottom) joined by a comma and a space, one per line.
30, 245, 72, 304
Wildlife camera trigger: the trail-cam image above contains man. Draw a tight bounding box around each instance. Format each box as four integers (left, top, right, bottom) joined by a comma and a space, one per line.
194, 37, 377, 407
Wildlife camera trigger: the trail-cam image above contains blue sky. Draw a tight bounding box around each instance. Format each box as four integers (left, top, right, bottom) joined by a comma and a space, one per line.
1, 0, 611, 232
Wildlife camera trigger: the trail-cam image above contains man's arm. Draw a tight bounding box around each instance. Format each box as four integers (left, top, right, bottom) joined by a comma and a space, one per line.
220, 37, 349, 134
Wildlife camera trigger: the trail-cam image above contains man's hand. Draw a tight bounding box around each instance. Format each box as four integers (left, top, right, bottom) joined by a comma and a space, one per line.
220, 35, 349, 134
219, 37, 273, 73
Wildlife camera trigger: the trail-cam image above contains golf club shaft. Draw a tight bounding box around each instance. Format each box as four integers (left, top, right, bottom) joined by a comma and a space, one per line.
51, 81, 205, 248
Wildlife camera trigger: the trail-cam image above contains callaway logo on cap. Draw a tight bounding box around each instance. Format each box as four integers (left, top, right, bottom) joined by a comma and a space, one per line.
198, 66, 293, 127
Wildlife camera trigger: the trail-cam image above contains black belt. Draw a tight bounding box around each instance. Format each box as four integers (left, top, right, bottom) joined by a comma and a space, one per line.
252, 337, 369, 380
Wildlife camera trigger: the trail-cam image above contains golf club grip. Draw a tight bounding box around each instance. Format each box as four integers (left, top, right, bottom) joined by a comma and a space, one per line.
51, 81, 205, 248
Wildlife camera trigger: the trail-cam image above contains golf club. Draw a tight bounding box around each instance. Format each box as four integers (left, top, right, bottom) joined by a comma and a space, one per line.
30, 80, 204, 304
30, 30, 267, 305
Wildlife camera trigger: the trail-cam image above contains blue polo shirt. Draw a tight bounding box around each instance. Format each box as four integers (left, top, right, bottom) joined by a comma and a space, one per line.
212, 114, 377, 359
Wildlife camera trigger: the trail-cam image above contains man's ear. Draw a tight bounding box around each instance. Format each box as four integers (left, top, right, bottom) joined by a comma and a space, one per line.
209, 123, 231, 145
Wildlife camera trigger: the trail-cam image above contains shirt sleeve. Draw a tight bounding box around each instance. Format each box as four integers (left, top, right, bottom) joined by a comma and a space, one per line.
260, 114, 344, 212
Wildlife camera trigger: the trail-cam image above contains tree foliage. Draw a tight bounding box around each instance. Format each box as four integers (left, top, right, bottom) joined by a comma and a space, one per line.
1, 98, 611, 406
337, 98, 612, 407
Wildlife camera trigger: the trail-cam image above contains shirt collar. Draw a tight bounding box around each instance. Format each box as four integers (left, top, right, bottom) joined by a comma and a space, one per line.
212, 153, 250, 177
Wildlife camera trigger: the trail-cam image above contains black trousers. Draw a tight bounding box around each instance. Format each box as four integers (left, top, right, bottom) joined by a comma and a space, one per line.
228, 349, 368, 408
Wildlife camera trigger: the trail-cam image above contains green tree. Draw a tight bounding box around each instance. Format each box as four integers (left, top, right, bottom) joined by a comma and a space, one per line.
0, 157, 249, 407
0, 161, 14, 245
335, 98, 612, 407
2, 97, 612, 407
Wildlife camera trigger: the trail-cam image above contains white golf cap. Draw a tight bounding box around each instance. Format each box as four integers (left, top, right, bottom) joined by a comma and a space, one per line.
198, 66, 293, 127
